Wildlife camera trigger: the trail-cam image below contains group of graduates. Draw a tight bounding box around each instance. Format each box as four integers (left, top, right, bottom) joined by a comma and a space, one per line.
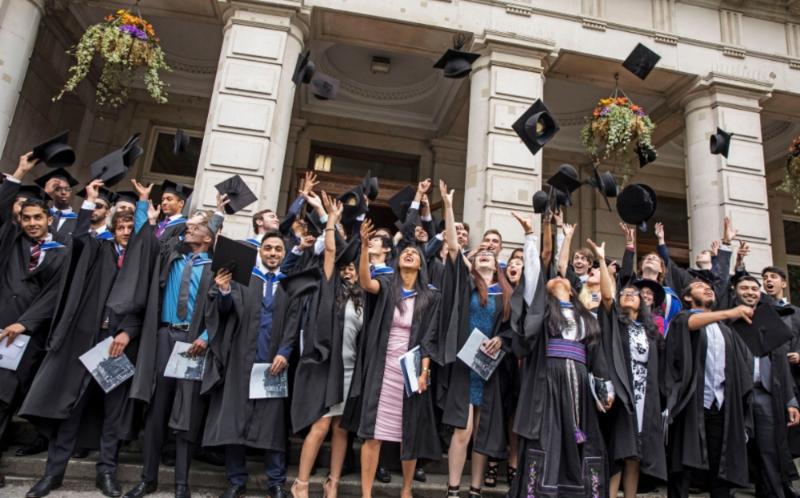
2, 145, 800, 498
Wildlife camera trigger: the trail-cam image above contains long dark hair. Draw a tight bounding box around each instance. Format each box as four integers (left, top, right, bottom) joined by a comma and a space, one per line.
392, 245, 434, 313
618, 285, 664, 349
546, 291, 600, 345
337, 277, 364, 314
471, 257, 513, 322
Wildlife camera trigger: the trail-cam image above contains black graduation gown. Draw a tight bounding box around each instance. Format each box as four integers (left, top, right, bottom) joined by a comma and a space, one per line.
598, 306, 667, 480
18, 229, 143, 442
341, 275, 442, 461
777, 301, 800, 456
201, 271, 316, 449
665, 312, 752, 487
127, 226, 211, 443
437, 255, 511, 459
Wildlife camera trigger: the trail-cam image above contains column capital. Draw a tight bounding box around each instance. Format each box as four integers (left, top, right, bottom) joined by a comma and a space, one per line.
223, 1, 309, 44
26, 0, 45, 15
469, 30, 555, 74
679, 72, 773, 114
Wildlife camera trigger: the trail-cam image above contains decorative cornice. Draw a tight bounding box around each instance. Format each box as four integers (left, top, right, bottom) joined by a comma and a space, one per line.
722, 45, 746, 59
653, 32, 679, 45
581, 17, 607, 31
164, 55, 218, 75
506, 4, 532, 17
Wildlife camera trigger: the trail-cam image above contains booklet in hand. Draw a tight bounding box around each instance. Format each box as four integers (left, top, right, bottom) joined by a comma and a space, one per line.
163, 341, 206, 381
0, 334, 30, 371
399, 345, 426, 397
249, 363, 289, 399
456, 328, 506, 381
588, 373, 612, 413
80, 336, 135, 393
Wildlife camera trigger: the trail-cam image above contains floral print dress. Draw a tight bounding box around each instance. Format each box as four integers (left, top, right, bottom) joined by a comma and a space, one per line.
627, 321, 649, 433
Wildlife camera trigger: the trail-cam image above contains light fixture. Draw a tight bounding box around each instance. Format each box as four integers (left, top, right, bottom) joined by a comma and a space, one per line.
371, 56, 391, 74
313, 154, 332, 172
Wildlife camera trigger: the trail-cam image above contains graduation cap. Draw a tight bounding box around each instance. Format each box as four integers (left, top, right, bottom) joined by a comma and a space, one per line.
173, 129, 190, 155
77, 186, 116, 206
161, 179, 193, 200
546, 164, 582, 199
30, 130, 75, 168
433, 48, 480, 79
631, 279, 666, 309
532, 186, 572, 214
214, 175, 257, 215
113, 191, 138, 207
14, 185, 50, 203
616, 183, 657, 229
34, 167, 79, 189
89, 148, 128, 187
586, 165, 618, 211
637, 144, 658, 168
622, 43, 661, 81
292, 51, 315, 85
389, 186, 416, 221
512, 99, 560, 157
687, 268, 717, 285
710, 127, 733, 158
336, 236, 360, 266
731, 301, 794, 356
279, 266, 321, 299
338, 184, 368, 230
310, 73, 340, 100
122, 133, 144, 167
361, 172, 379, 202
303, 211, 323, 238
211, 235, 258, 286
532, 190, 549, 214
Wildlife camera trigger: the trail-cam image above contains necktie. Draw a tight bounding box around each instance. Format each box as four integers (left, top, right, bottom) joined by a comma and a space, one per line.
177, 254, 197, 321
117, 247, 125, 269
155, 219, 168, 239
29, 242, 42, 272
263, 273, 275, 308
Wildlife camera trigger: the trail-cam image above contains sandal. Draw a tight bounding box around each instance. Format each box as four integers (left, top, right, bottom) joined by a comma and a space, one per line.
290, 478, 309, 498
469, 486, 482, 497
507, 465, 517, 485
323, 475, 339, 498
446, 485, 460, 497
483, 461, 498, 488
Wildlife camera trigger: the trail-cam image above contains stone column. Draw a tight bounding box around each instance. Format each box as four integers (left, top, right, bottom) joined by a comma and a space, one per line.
682, 73, 773, 272
193, 1, 307, 239
0, 0, 44, 158
463, 32, 553, 253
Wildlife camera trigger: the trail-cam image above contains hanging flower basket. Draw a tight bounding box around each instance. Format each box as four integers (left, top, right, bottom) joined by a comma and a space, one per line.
54, 9, 170, 109
779, 136, 800, 212
580, 92, 656, 179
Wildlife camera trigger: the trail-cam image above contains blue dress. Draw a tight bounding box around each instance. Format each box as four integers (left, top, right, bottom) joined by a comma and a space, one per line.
468, 290, 497, 406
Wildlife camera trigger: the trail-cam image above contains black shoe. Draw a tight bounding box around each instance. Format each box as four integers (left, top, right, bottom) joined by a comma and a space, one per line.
375, 465, 392, 483
25, 475, 63, 498
175, 484, 191, 498
266, 485, 288, 498
219, 484, 246, 498
72, 448, 90, 459
413, 466, 427, 483
122, 480, 157, 498
16, 435, 48, 456
96, 472, 122, 497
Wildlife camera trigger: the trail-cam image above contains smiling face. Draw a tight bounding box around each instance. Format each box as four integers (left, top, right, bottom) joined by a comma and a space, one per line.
455, 222, 469, 247
160, 192, 185, 217
482, 232, 502, 255
641, 252, 665, 278
546, 276, 573, 299
639, 286, 655, 308
506, 257, 523, 284
397, 246, 422, 271
735, 279, 761, 307
339, 262, 357, 283
572, 251, 591, 276
91, 199, 110, 224
586, 267, 601, 285
685, 280, 715, 309
619, 286, 641, 313
20, 204, 51, 241
183, 221, 213, 249
260, 235, 286, 271
473, 249, 497, 273
762, 271, 787, 299
414, 225, 429, 243
114, 218, 134, 248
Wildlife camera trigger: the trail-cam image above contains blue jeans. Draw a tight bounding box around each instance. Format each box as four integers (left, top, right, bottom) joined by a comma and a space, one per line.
225, 444, 286, 488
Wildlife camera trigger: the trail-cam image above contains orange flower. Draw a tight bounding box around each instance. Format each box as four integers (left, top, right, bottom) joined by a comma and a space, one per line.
593, 109, 601, 117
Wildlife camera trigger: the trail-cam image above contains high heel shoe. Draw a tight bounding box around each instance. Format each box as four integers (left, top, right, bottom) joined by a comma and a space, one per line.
290, 479, 308, 498
323, 475, 339, 498
446, 485, 459, 497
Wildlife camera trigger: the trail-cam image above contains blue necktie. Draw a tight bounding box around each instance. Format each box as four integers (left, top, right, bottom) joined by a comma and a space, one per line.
177, 254, 197, 321
263, 273, 275, 309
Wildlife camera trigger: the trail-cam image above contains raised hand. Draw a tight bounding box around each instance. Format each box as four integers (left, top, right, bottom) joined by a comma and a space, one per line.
654, 222, 665, 245
360, 218, 375, 246
325, 194, 343, 223
551, 208, 563, 226
216, 192, 230, 213
728, 304, 754, 324
439, 179, 454, 207
147, 201, 161, 224
511, 211, 534, 234
215, 268, 232, 293
586, 238, 606, 260
13, 152, 38, 180
710, 240, 720, 257
562, 223, 576, 238
722, 216, 738, 245
85, 179, 105, 203
304, 190, 324, 213
619, 222, 635, 246
417, 178, 432, 195
131, 179, 153, 201
300, 171, 319, 196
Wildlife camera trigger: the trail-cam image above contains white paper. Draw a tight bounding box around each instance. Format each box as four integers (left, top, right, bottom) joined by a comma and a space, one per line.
249, 363, 288, 399
399, 345, 421, 397
456, 328, 505, 381
163, 341, 206, 381
79, 337, 135, 393
0, 334, 30, 371
588, 373, 608, 413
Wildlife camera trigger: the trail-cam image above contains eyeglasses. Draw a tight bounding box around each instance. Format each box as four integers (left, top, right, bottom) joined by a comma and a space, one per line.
620, 290, 640, 297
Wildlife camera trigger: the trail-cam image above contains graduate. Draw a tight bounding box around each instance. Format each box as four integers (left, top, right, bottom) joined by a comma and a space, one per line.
20, 179, 141, 498
0, 153, 82, 488
592, 240, 667, 498
34, 167, 80, 239
346, 216, 441, 498
290, 194, 364, 498
121, 207, 219, 498
202, 231, 319, 498
665, 278, 754, 498
437, 180, 515, 497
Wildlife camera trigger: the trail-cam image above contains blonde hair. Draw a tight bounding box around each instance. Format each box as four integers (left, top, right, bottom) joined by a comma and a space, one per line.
578, 281, 615, 310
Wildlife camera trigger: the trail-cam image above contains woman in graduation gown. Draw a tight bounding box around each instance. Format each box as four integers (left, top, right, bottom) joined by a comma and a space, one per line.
509, 230, 614, 498
290, 196, 364, 498
436, 181, 514, 497
348, 218, 441, 498
589, 240, 667, 498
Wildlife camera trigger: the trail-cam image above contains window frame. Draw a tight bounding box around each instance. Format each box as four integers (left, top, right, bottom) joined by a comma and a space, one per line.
140, 126, 204, 186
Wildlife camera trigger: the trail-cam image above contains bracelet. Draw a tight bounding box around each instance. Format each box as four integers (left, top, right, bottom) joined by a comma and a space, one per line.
324, 227, 335, 232
556, 225, 563, 228
422, 368, 431, 374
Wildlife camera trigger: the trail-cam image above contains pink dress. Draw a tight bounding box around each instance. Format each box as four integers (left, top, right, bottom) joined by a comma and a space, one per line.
373, 297, 415, 442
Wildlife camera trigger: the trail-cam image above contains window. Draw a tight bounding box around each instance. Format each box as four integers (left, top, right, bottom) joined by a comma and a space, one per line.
308, 143, 418, 183
784, 216, 800, 300
143, 127, 203, 183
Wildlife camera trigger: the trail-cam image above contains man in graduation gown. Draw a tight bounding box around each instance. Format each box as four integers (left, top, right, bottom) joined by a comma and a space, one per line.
19, 180, 142, 498
731, 273, 800, 497
35, 168, 80, 239
121, 211, 217, 498
83, 186, 114, 240
203, 230, 318, 498
133, 179, 191, 247
0, 153, 83, 487
665, 278, 754, 498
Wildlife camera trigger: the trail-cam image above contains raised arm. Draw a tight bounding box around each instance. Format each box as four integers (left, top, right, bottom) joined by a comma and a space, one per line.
358, 218, 380, 294
687, 304, 753, 331
0, 153, 37, 226
322, 192, 342, 281
512, 212, 540, 306
440, 179, 459, 261
557, 223, 576, 278
587, 238, 614, 311
541, 211, 553, 268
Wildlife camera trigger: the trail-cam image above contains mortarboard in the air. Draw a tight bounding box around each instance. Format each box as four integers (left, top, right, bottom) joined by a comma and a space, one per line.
211, 235, 258, 287
173, 129, 190, 155
616, 183, 657, 229
361, 172, 379, 202
122, 133, 144, 168
637, 144, 658, 168
586, 165, 618, 211
89, 148, 128, 187
34, 167, 78, 188
710, 127, 733, 158
292, 51, 315, 85
77, 186, 116, 206
547, 164, 582, 196
389, 186, 416, 221
730, 301, 794, 356
433, 48, 480, 79
338, 184, 368, 226
14, 185, 50, 203
512, 99, 560, 157
622, 43, 661, 80
532, 190, 549, 214
311, 73, 340, 100
279, 266, 322, 299
113, 191, 138, 206
631, 279, 666, 309
161, 179, 193, 200
30, 130, 76, 168
304, 211, 323, 238
214, 175, 258, 215
336, 236, 360, 266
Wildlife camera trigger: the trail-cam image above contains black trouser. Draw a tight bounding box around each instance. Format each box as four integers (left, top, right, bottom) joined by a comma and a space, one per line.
225, 444, 285, 488
668, 404, 731, 498
140, 327, 193, 486
44, 381, 125, 477
750, 386, 787, 498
